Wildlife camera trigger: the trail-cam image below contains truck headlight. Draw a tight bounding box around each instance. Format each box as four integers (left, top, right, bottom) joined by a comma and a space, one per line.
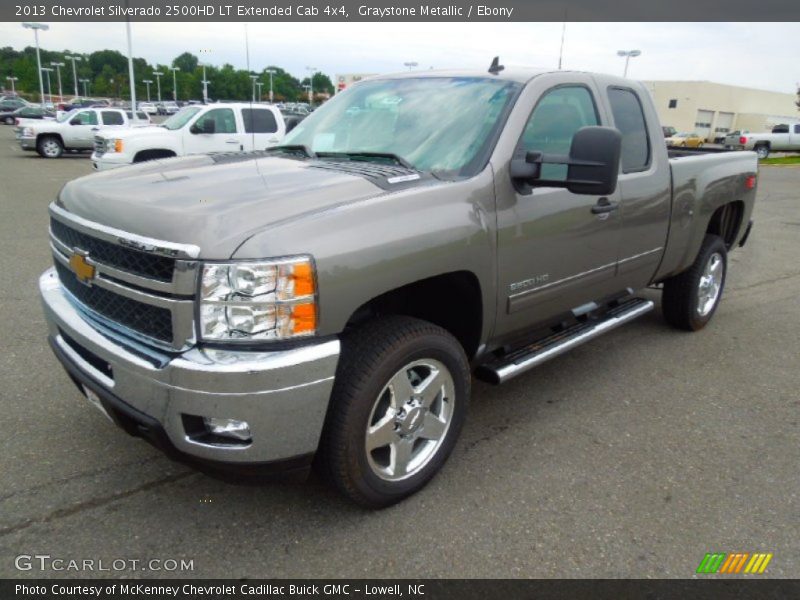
22, 127, 33, 137
199, 257, 317, 342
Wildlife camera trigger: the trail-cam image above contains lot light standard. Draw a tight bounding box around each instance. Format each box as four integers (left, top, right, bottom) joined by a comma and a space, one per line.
250, 74, 257, 102
256, 81, 263, 102
403, 61, 418, 71
50, 61, 65, 102
170, 66, 180, 101
617, 49, 641, 77
265, 69, 276, 103
79, 78, 89, 97
22, 22, 49, 107
199, 49, 211, 104
41, 67, 53, 104
65, 55, 81, 98
305, 66, 316, 105
153, 71, 163, 102
6, 76, 18, 95
143, 79, 152, 102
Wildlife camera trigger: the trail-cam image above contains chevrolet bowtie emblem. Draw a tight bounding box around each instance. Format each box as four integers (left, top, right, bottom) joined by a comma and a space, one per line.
69, 252, 95, 284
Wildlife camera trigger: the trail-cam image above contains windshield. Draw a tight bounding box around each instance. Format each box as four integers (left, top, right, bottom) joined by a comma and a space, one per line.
56, 109, 79, 123
282, 77, 520, 176
161, 106, 201, 130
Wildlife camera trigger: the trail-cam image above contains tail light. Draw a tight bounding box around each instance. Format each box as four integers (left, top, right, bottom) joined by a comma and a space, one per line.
739, 136, 747, 145
14, 118, 19, 126
745, 175, 756, 190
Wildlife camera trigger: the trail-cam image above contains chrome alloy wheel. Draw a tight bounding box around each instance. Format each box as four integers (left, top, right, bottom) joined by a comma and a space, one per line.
365, 359, 455, 482
697, 252, 724, 317
41, 139, 61, 157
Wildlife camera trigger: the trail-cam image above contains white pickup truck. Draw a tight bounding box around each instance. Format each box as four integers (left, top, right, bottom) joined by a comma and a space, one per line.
724, 123, 800, 158
17, 108, 150, 158
91, 103, 287, 170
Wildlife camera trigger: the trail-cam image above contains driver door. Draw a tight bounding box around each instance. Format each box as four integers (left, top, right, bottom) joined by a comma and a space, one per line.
186, 108, 243, 154
494, 76, 623, 339
66, 110, 99, 148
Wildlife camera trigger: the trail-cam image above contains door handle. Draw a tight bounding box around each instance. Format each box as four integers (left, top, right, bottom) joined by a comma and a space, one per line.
591, 197, 619, 215
225, 139, 238, 144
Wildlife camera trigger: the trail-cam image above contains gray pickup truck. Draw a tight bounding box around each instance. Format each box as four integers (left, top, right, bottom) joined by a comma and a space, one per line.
40, 66, 757, 507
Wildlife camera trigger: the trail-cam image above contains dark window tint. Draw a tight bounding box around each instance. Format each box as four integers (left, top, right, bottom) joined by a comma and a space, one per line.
608, 88, 650, 172
242, 108, 278, 134
795, 124, 800, 134
771, 124, 789, 134
521, 86, 599, 180
668, 99, 677, 109
101, 111, 124, 125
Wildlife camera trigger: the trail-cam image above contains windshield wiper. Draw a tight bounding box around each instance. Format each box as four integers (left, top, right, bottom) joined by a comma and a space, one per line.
315, 151, 414, 170
267, 144, 317, 158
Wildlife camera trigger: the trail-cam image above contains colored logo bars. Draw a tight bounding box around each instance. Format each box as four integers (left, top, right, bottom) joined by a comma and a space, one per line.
696, 552, 773, 574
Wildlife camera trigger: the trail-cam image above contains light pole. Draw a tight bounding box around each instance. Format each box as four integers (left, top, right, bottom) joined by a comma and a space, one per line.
143, 79, 152, 102
265, 69, 277, 103
50, 61, 64, 102
199, 49, 211, 103
22, 22, 49, 107
170, 66, 180, 101
250, 75, 258, 102
125, 21, 137, 113
305, 66, 317, 105
6, 76, 18, 95
403, 61, 418, 71
41, 67, 53, 104
153, 71, 163, 102
256, 81, 263, 102
80, 78, 90, 97
65, 55, 81, 98
617, 49, 641, 78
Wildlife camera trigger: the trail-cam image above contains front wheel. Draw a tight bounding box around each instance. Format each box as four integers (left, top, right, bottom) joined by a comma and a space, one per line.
662, 234, 727, 331
318, 316, 470, 508
36, 135, 63, 158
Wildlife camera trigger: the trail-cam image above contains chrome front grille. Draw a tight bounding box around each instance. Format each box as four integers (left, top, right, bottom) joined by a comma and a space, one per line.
49, 204, 200, 350
93, 136, 105, 156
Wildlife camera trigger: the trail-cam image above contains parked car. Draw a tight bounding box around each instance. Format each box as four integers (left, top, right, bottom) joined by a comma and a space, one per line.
0, 97, 29, 112
92, 103, 286, 170
161, 101, 180, 115
662, 126, 677, 138
666, 132, 705, 148
139, 102, 158, 115
41, 67, 757, 507
17, 107, 151, 158
3, 106, 55, 125
725, 124, 800, 159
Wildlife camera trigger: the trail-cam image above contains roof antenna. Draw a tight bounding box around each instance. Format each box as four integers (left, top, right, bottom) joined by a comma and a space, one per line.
488, 56, 504, 75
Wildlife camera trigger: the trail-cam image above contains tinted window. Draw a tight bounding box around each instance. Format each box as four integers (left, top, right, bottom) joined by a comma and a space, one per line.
197, 108, 237, 134
795, 125, 800, 134
608, 88, 650, 173
72, 111, 98, 126
242, 108, 278, 133
521, 85, 599, 180
771, 124, 789, 134
101, 111, 124, 125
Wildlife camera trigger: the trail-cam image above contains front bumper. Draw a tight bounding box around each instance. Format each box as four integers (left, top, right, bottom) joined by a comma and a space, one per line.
17, 135, 36, 151
39, 267, 340, 470
91, 153, 131, 170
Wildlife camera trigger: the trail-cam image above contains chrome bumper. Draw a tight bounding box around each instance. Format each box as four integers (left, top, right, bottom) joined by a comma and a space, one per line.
18, 136, 36, 151
39, 267, 339, 465
91, 153, 130, 170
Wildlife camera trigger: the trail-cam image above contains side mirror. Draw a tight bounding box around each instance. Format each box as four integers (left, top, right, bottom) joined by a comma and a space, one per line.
191, 118, 215, 134
284, 116, 302, 133
70, 118, 81, 125
510, 126, 622, 196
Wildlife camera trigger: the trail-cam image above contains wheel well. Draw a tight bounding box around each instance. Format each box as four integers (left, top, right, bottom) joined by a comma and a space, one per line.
706, 201, 744, 248
345, 272, 483, 359
753, 140, 770, 148
37, 133, 63, 147
133, 149, 176, 163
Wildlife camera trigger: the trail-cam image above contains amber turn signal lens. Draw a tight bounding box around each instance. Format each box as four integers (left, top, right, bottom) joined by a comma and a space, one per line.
292, 262, 315, 297
291, 302, 316, 334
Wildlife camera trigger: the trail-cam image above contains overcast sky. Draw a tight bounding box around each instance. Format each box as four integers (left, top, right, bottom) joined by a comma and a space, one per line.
0, 21, 796, 94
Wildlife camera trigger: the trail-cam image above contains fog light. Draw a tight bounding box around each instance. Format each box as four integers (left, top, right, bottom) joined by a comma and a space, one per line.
203, 417, 252, 442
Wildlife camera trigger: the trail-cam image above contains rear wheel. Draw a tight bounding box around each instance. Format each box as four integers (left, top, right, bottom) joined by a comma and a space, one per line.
37, 135, 63, 158
662, 234, 727, 331
318, 316, 470, 508
4, 116, 14, 125
754, 144, 770, 159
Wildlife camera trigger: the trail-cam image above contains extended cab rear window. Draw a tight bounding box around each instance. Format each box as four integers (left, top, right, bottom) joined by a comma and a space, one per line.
242, 108, 278, 134
607, 87, 651, 173
102, 111, 124, 125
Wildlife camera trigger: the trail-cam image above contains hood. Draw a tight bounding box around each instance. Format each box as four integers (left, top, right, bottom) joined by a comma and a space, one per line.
57, 154, 387, 258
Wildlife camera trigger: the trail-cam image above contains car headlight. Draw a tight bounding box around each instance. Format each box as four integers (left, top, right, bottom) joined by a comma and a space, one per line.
199, 257, 317, 342
22, 127, 33, 137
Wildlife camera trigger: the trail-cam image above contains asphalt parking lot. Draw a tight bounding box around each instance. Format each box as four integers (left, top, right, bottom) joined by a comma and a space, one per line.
0, 125, 798, 579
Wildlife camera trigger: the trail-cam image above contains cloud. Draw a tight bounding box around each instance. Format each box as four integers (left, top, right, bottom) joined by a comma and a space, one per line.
0, 21, 796, 93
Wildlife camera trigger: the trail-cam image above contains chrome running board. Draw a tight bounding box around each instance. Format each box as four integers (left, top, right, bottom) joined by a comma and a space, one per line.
477, 297, 654, 385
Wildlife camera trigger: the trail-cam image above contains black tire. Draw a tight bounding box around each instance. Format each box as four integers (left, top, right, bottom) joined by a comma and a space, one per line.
318, 316, 470, 508
662, 234, 727, 331
36, 135, 63, 159
754, 144, 770, 159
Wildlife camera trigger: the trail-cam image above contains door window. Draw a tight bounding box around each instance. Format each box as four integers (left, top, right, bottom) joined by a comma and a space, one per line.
520, 86, 599, 180
242, 108, 278, 134
72, 111, 98, 125
794, 124, 800, 134
607, 88, 651, 173
196, 108, 237, 134
101, 111, 124, 125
